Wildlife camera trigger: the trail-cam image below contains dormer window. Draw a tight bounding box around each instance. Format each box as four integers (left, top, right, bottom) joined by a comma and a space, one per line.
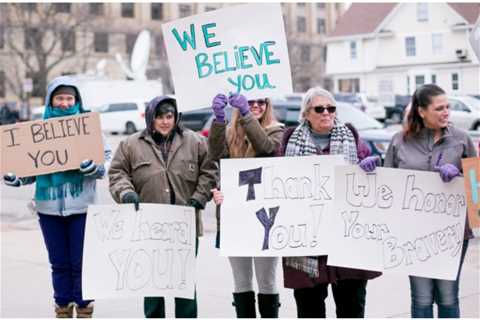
350, 41, 357, 60
417, 3, 428, 22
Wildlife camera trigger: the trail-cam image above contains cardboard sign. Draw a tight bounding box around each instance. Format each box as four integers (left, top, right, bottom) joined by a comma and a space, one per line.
82, 204, 196, 299
0, 112, 104, 177
162, 3, 293, 112
220, 155, 347, 257
326, 166, 467, 281
462, 157, 480, 236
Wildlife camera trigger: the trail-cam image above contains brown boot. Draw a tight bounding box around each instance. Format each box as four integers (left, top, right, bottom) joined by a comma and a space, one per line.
55, 303, 74, 318
76, 302, 94, 318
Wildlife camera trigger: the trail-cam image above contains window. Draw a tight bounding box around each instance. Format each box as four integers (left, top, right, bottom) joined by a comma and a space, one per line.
317, 3, 326, 9
431, 33, 443, 54
94, 32, 108, 53
89, 3, 104, 16
417, 3, 428, 22
26, 72, 42, 97
179, 4, 192, 18
61, 30, 76, 52
24, 28, 39, 50
297, 16, 306, 33
338, 79, 360, 93
54, 3, 71, 13
300, 45, 311, 62
451, 73, 459, 90
297, 3, 306, 7
125, 33, 136, 54
405, 37, 416, 56
350, 41, 357, 59
121, 3, 135, 18
317, 18, 325, 34
0, 71, 5, 98
106, 103, 138, 112
431, 74, 436, 84
151, 3, 163, 20
0, 26, 4, 49
205, 6, 216, 12
21, 3, 37, 11
415, 75, 425, 88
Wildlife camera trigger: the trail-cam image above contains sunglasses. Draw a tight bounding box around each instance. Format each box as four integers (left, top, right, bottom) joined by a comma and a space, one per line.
311, 105, 336, 114
247, 99, 267, 107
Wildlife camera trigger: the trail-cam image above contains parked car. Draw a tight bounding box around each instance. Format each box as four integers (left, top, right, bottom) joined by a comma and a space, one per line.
30, 106, 45, 121
334, 93, 366, 112
357, 93, 386, 122
448, 95, 480, 131
384, 94, 411, 124
200, 99, 394, 160
97, 100, 148, 134
180, 107, 214, 132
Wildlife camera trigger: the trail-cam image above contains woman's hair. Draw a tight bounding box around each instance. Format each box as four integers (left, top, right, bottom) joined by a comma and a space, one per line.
299, 86, 336, 121
404, 84, 445, 139
227, 97, 277, 158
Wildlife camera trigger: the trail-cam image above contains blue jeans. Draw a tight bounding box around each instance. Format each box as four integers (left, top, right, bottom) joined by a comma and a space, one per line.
38, 213, 92, 307
409, 240, 469, 318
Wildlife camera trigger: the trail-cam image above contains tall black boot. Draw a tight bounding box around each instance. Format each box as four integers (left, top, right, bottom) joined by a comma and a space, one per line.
258, 293, 280, 318
232, 291, 256, 318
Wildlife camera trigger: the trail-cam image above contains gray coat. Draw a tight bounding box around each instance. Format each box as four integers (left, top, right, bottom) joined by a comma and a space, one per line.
384, 125, 477, 239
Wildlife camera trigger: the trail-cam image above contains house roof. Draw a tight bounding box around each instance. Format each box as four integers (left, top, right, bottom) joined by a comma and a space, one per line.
328, 2, 480, 38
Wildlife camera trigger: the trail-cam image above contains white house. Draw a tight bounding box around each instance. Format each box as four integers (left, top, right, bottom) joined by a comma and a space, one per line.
325, 2, 480, 104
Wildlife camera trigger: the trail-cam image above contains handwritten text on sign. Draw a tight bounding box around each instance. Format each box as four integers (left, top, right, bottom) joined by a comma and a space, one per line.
461, 157, 480, 235
161, 3, 293, 112
220, 155, 346, 257
82, 204, 196, 299
0, 112, 104, 177
326, 166, 467, 281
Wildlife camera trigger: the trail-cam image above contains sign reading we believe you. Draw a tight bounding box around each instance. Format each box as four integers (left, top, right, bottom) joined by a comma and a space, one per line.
162, 3, 293, 112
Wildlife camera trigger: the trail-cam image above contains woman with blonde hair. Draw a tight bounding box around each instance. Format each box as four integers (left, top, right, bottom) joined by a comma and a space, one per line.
208, 93, 284, 318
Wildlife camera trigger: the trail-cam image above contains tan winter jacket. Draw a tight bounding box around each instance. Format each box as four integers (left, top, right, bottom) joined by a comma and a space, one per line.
109, 129, 217, 236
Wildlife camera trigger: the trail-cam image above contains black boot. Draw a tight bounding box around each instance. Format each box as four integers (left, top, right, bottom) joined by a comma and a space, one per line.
258, 294, 280, 318
232, 291, 256, 318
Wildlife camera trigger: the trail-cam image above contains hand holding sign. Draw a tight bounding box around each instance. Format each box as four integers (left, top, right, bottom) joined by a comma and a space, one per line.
229, 93, 249, 116
212, 94, 228, 122
3, 173, 21, 187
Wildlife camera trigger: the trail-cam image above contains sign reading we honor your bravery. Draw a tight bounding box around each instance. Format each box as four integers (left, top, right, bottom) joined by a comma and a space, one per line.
162, 3, 293, 112
0, 112, 104, 177
326, 166, 467, 281
220, 155, 346, 257
82, 204, 196, 299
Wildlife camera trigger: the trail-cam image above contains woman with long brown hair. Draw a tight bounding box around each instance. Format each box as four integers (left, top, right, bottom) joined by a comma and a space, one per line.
384, 84, 477, 318
208, 93, 284, 318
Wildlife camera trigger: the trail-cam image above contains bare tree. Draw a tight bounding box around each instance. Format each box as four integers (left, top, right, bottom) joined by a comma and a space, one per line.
1, 3, 93, 99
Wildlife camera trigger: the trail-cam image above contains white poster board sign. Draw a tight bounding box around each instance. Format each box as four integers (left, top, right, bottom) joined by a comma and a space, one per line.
220, 155, 346, 257
326, 166, 467, 281
162, 3, 293, 112
82, 204, 196, 299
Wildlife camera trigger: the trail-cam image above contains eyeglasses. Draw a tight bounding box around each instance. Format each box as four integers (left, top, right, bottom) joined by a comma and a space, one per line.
311, 105, 336, 114
248, 99, 267, 107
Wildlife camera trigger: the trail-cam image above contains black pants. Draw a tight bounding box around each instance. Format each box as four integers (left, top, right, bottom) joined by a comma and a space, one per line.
293, 279, 367, 318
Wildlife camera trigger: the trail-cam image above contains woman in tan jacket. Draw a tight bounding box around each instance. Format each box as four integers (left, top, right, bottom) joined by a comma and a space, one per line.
208, 93, 284, 318
109, 96, 217, 318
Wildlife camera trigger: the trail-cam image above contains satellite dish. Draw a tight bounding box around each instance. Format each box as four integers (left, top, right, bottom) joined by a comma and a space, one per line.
115, 29, 151, 81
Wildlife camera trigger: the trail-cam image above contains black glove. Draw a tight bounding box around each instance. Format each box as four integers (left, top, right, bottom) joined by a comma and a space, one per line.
3, 173, 21, 187
79, 159, 98, 176
121, 192, 140, 211
187, 198, 204, 210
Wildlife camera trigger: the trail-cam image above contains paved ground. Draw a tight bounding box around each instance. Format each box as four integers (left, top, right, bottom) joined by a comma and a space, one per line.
1, 130, 479, 318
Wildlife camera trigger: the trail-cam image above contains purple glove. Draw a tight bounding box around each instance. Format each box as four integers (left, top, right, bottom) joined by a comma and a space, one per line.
359, 156, 381, 172
434, 163, 460, 182
229, 93, 249, 116
211, 94, 228, 122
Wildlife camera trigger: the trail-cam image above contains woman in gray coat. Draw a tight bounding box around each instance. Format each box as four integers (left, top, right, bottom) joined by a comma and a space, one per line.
384, 84, 477, 318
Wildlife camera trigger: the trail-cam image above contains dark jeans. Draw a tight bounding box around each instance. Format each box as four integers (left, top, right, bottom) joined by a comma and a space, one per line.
144, 238, 199, 318
38, 213, 92, 308
293, 279, 368, 318
410, 240, 469, 318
